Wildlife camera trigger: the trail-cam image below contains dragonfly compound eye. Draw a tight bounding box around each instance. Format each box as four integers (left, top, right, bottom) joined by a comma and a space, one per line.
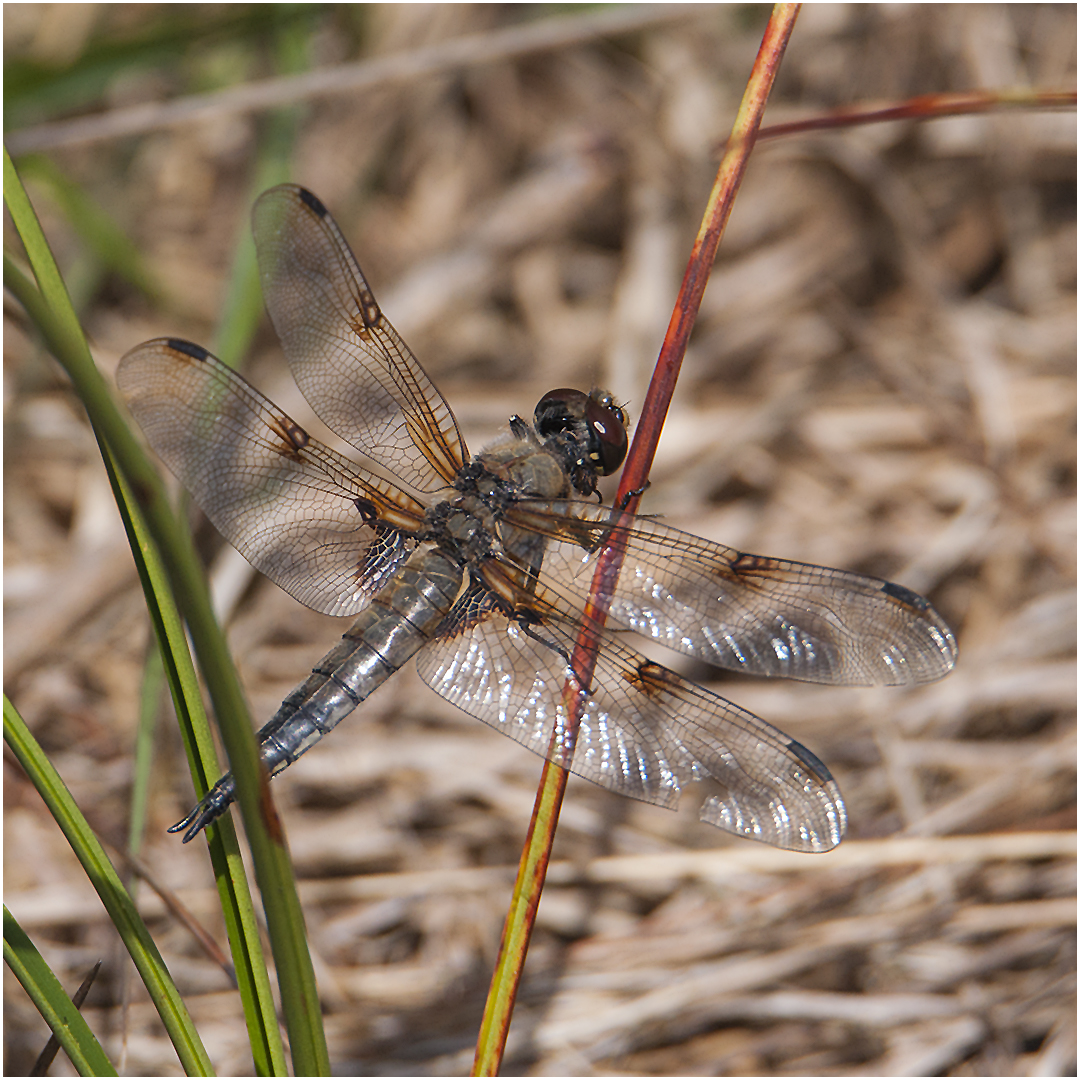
584, 391, 629, 475
534, 388, 629, 476
533, 388, 587, 439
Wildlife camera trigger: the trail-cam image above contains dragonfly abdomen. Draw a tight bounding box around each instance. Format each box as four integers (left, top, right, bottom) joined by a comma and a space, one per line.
170, 548, 462, 841
259, 548, 463, 773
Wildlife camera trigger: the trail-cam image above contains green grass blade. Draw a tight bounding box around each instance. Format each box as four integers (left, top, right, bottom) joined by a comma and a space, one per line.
203, 23, 334, 1065
102, 440, 286, 1076
4, 699, 213, 1076
127, 646, 164, 859
4, 907, 117, 1077
5, 147, 328, 1075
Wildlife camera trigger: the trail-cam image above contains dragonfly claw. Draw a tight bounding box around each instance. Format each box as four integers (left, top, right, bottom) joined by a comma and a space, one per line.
168, 776, 236, 842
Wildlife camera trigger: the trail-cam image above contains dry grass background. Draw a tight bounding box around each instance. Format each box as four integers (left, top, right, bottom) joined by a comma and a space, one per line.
4, 4, 1076, 1076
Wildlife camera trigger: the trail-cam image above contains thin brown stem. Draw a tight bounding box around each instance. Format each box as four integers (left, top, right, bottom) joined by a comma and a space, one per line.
471, 5, 803, 1075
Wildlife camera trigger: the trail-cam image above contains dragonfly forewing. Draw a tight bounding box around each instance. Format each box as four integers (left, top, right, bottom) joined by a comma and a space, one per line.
117, 338, 429, 616
253, 185, 467, 492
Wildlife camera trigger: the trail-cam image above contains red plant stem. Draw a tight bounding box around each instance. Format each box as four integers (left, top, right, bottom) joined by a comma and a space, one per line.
756, 87, 1076, 142
472, 5, 802, 1076
620, 6, 800, 506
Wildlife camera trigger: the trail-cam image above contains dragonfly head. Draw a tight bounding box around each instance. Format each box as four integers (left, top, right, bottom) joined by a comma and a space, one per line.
534, 388, 630, 493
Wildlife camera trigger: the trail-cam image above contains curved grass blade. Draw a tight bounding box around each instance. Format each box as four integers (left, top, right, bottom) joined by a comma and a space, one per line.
4, 148, 328, 1076
756, 86, 1076, 142
30, 959, 103, 1077
102, 440, 284, 1073
4, 700, 212, 1076
4, 911, 115, 1078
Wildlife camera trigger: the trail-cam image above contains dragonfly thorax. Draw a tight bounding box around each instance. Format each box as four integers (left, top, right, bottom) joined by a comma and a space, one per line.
422, 498, 496, 565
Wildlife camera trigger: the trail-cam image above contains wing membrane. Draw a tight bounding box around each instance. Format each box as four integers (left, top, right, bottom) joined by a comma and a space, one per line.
417, 578, 845, 852
117, 338, 427, 617
503, 502, 958, 686
253, 184, 467, 491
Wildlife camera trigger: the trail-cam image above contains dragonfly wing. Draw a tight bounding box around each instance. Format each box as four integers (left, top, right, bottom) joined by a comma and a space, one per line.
253, 184, 467, 491
416, 575, 846, 852
506, 502, 958, 687
117, 338, 428, 617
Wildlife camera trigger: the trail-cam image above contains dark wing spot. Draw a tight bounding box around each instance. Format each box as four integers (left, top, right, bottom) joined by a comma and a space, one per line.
358, 292, 381, 327
432, 582, 504, 641
297, 186, 328, 217
787, 739, 836, 785
266, 415, 310, 457
581, 524, 615, 553
167, 339, 209, 362
354, 496, 378, 523
882, 579, 930, 613
729, 552, 783, 575
624, 659, 674, 701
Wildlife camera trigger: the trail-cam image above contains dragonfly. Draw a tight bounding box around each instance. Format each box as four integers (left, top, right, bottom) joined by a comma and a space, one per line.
118, 184, 957, 851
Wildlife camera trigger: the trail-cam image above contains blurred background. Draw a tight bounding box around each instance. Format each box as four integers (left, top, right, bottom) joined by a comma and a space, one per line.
4, 4, 1075, 1075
